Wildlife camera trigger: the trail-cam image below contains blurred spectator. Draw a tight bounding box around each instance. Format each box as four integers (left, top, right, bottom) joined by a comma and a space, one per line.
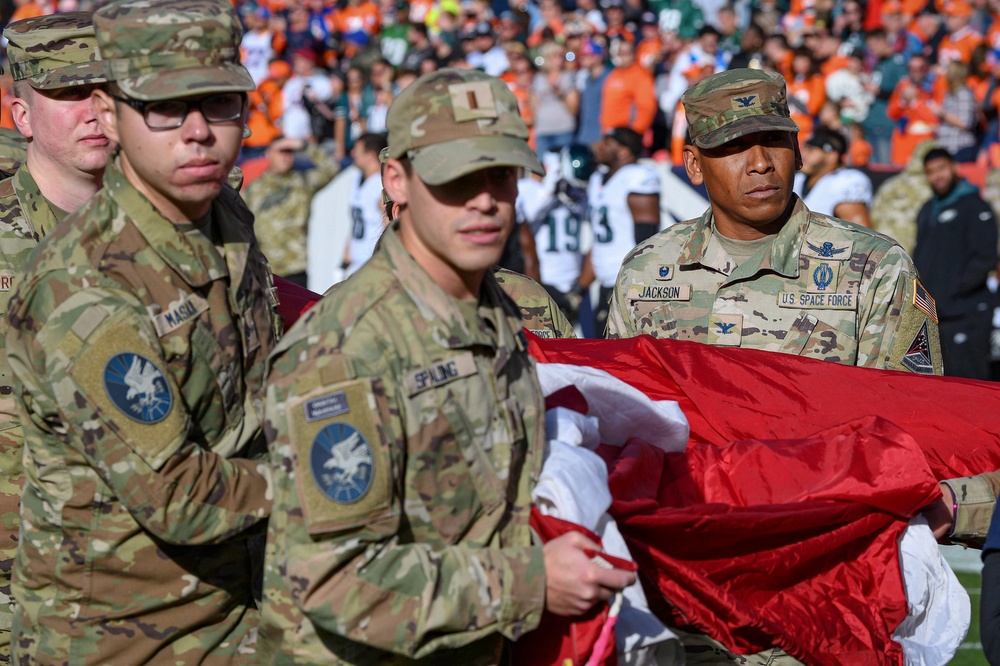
845, 122, 874, 167
887, 53, 941, 166
284, 4, 326, 60
528, 0, 566, 48
467, 20, 509, 76
910, 8, 946, 59
603, 39, 656, 138
577, 0, 607, 33
532, 41, 579, 157
303, 72, 344, 153
788, 48, 826, 147
333, 65, 374, 161
243, 136, 341, 287
794, 127, 874, 227
244, 58, 291, 160
517, 145, 595, 328
762, 32, 793, 80
588, 127, 660, 336
650, 0, 704, 41
914, 147, 998, 379
826, 44, 872, 124
508, 56, 536, 145
717, 5, 741, 57
575, 37, 610, 146
603, 0, 636, 53
343, 133, 388, 276
8, 0, 44, 25
400, 22, 435, 72
636, 11, 664, 71
240, 2, 278, 86
660, 25, 729, 127
283, 48, 333, 141
836, 0, 867, 52
938, 0, 982, 67
881, 0, 923, 60
932, 61, 979, 161
870, 140, 938, 254
728, 22, 765, 69
379, 1, 411, 66
864, 28, 907, 164
329, 0, 380, 57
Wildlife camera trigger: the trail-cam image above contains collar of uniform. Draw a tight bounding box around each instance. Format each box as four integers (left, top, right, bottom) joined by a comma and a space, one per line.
678, 196, 807, 279
381, 222, 517, 351
103, 155, 226, 288
12, 165, 58, 239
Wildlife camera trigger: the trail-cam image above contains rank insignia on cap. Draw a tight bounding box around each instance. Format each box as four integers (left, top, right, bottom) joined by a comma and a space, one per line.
731, 94, 759, 109
103, 352, 173, 424
901, 321, 935, 374
310, 422, 374, 504
448, 81, 498, 121
913, 279, 939, 323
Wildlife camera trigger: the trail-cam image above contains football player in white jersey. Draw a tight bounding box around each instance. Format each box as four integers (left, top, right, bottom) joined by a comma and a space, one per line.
518, 144, 596, 325
793, 127, 873, 227
343, 133, 389, 276
588, 127, 661, 335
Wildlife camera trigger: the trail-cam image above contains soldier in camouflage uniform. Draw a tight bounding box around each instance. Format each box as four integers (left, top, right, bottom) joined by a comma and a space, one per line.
0, 130, 26, 177
4, 0, 279, 662
258, 68, 632, 663
242, 134, 340, 286
608, 69, 943, 376
378, 145, 576, 339
870, 140, 938, 255
0, 13, 111, 661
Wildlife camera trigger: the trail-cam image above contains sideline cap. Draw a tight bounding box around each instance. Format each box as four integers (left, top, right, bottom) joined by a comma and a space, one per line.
386, 68, 543, 185
94, 0, 255, 101
682, 68, 799, 149
5, 12, 105, 90
805, 127, 847, 155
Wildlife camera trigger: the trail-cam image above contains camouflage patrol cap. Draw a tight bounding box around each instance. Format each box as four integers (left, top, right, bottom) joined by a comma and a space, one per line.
386, 68, 543, 185
93, 0, 255, 102
4, 12, 106, 90
682, 68, 799, 149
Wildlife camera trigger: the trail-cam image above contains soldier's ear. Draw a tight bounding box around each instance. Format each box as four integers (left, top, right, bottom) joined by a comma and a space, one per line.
683, 145, 704, 186
91, 89, 121, 145
382, 158, 409, 208
10, 95, 30, 139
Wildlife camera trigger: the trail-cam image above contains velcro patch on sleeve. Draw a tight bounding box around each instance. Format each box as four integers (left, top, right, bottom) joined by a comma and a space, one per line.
287, 379, 392, 535
66, 316, 187, 471
912, 278, 939, 323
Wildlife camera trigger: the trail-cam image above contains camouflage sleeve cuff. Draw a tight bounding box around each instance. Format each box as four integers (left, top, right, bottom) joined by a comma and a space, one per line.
942, 474, 998, 547
499, 545, 546, 639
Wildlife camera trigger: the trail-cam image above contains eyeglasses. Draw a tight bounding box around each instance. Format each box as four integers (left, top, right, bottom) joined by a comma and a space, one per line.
111, 92, 247, 130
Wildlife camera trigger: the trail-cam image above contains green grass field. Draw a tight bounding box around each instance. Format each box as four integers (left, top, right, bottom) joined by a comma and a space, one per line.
951, 571, 986, 666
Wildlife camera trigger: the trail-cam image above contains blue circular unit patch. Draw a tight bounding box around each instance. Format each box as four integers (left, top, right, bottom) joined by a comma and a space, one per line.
103, 352, 173, 424
310, 423, 374, 504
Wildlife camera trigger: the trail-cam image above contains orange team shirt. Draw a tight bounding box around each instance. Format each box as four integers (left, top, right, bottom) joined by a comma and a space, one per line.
8, 2, 43, 23
601, 63, 656, 134
244, 81, 284, 150
820, 54, 852, 77
330, 2, 380, 38
938, 27, 982, 66
788, 74, 826, 141
637, 37, 662, 70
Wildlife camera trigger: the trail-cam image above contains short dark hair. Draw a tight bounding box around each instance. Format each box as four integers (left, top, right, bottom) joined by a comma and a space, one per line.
923, 147, 955, 165
357, 132, 388, 156
606, 127, 643, 157
806, 127, 847, 156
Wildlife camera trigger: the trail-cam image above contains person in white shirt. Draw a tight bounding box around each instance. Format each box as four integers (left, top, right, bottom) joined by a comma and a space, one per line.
793, 127, 873, 228
343, 133, 389, 276
588, 127, 661, 335
281, 48, 332, 141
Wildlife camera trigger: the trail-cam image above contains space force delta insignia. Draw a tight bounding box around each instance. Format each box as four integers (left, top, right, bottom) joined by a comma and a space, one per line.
310, 422, 374, 504
627, 284, 692, 301
901, 321, 935, 374
103, 352, 173, 424
404, 352, 477, 396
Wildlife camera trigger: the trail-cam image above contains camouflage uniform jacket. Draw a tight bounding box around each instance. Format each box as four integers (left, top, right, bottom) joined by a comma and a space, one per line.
0, 165, 59, 647
242, 145, 340, 277
0, 130, 26, 177
258, 222, 547, 664
493, 267, 576, 338
5, 156, 279, 664
608, 196, 944, 373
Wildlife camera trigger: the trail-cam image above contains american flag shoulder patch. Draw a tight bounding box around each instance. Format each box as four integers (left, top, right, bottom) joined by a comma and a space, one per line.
912, 279, 938, 323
